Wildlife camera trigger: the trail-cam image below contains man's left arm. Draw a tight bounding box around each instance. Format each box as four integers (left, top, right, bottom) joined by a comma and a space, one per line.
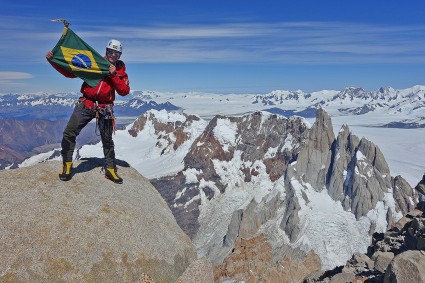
110, 61, 130, 96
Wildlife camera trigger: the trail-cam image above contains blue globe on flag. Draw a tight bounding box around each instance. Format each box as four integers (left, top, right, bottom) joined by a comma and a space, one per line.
71, 54, 92, 69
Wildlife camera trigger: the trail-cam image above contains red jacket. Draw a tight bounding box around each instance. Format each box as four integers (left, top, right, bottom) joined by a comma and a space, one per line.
49, 59, 130, 108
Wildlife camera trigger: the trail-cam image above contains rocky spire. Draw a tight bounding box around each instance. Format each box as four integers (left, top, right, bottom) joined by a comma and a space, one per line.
295, 107, 335, 191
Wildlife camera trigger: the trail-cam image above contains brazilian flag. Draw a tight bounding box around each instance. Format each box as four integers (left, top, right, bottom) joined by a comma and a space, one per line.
50, 27, 110, 87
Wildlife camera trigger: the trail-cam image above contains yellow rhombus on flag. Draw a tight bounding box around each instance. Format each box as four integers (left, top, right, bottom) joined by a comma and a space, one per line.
50, 27, 110, 87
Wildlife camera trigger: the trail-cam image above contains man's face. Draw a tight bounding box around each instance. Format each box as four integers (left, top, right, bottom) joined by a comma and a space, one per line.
106, 48, 121, 63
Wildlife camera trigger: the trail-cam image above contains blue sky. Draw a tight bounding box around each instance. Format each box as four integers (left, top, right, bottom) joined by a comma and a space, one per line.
1, 0, 425, 94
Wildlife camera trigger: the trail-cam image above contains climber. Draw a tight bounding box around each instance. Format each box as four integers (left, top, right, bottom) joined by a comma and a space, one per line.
46, 39, 130, 183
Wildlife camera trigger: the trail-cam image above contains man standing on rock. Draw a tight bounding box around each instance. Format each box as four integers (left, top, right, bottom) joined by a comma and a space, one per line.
46, 39, 130, 183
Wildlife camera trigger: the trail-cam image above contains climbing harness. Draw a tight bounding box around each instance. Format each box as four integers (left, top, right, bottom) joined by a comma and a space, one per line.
95, 102, 116, 136
76, 97, 116, 136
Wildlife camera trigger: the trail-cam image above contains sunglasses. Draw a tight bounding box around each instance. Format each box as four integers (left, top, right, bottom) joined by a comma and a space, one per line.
106, 49, 121, 56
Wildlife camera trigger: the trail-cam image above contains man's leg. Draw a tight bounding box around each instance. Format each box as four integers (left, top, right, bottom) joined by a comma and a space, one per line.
100, 116, 122, 184
59, 103, 94, 180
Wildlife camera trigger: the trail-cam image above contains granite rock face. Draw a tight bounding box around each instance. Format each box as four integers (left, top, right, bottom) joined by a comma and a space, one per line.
392, 175, 419, 218
326, 119, 393, 220
295, 108, 335, 191
0, 159, 196, 283
214, 234, 321, 283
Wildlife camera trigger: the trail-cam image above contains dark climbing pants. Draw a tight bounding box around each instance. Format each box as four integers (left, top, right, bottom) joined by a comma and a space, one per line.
61, 102, 116, 168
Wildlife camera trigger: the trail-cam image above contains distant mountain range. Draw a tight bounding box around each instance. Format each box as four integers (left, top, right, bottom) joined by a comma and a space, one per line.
1, 85, 424, 127
253, 86, 425, 128
0, 91, 179, 121
0, 119, 99, 169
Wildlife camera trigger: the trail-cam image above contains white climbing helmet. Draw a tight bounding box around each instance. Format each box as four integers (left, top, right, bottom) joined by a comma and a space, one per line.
106, 39, 122, 53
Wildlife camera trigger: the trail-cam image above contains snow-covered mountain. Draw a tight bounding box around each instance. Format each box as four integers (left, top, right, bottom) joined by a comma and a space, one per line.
135, 85, 425, 128
252, 86, 425, 126
0, 91, 180, 120
75, 109, 422, 273
1, 85, 424, 126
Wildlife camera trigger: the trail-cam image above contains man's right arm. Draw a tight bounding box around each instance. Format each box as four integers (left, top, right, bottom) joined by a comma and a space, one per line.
46, 51, 76, 78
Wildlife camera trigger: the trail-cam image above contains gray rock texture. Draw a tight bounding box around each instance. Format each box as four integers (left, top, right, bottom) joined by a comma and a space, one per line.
279, 169, 302, 242
327, 124, 359, 204
176, 257, 214, 283
328, 125, 392, 220
342, 252, 374, 274
0, 159, 196, 283
392, 175, 420, 217
348, 138, 390, 220
384, 250, 425, 283
372, 251, 394, 273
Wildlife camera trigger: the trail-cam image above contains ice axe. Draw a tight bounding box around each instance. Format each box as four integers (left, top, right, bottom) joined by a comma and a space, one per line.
51, 19, 70, 27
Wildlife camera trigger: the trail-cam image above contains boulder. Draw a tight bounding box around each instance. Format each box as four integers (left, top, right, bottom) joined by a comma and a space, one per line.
0, 159, 196, 282
372, 251, 394, 273
384, 250, 425, 283
342, 252, 374, 274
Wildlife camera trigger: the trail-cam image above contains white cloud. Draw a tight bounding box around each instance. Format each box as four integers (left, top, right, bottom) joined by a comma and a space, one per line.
2, 17, 425, 65
0, 72, 33, 80
90, 21, 425, 64
0, 72, 33, 90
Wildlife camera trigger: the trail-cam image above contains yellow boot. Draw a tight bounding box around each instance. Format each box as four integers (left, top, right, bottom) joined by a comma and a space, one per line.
105, 167, 123, 184
59, 162, 73, 181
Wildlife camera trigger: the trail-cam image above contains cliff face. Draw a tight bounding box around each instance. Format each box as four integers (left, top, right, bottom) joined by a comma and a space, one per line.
0, 159, 197, 282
